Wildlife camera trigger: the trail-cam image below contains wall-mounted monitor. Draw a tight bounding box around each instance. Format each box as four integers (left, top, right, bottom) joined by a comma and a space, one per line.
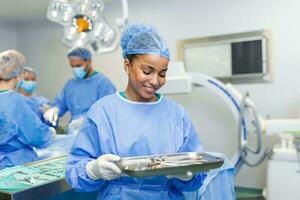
177, 30, 272, 83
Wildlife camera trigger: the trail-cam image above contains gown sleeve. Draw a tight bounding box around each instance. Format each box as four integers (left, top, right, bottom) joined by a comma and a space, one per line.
52, 83, 69, 117
17, 96, 52, 148
65, 116, 106, 192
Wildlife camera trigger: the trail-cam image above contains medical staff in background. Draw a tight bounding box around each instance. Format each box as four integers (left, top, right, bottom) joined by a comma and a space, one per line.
43, 47, 116, 134
17, 67, 50, 120
0, 50, 55, 170
65, 24, 206, 200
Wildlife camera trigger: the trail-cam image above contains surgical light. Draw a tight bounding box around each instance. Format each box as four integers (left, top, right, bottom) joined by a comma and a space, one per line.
47, 0, 128, 54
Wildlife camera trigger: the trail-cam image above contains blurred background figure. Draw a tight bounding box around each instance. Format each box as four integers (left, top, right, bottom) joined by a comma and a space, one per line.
17, 66, 51, 121
43, 47, 116, 134
0, 49, 55, 169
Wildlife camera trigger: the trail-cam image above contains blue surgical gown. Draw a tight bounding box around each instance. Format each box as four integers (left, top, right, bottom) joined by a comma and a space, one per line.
52, 72, 116, 123
25, 95, 50, 120
0, 91, 52, 170
65, 93, 206, 200
184, 152, 236, 200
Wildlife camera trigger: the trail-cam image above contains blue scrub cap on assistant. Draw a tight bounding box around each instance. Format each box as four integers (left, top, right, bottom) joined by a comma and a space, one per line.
120, 24, 170, 60
67, 47, 92, 60
22, 66, 36, 77
0, 50, 25, 80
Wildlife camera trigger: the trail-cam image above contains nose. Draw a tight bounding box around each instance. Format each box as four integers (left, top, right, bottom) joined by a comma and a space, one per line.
149, 74, 160, 87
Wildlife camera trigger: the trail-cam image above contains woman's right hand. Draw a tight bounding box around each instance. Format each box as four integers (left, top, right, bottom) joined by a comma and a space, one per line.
85, 154, 122, 180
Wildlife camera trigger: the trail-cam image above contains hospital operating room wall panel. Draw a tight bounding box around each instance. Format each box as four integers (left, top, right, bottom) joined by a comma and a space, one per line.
16, 21, 71, 100
0, 21, 17, 51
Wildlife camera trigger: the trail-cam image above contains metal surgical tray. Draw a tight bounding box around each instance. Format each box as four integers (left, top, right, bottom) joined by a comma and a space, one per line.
117, 152, 224, 177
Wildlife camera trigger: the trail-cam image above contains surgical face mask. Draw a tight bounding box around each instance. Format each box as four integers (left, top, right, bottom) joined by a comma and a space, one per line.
72, 66, 87, 79
20, 80, 37, 93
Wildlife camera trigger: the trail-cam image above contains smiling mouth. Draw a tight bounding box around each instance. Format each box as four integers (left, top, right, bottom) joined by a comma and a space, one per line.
143, 85, 157, 94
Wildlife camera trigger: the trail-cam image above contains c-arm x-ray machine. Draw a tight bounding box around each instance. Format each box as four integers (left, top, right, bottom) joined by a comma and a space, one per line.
160, 63, 300, 200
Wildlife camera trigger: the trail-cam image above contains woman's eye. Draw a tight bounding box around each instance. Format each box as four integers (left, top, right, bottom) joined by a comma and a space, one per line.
142, 70, 151, 75
159, 72, 166, 77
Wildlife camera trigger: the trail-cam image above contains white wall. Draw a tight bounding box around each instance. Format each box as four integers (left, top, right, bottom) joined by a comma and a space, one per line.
13, 0, 300, 188
0, 21, 17, 51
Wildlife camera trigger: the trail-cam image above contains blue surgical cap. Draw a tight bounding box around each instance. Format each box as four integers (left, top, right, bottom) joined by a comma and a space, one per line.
22, 66, 36, 77
67, 47, 92, 60
120, 24, 170, 60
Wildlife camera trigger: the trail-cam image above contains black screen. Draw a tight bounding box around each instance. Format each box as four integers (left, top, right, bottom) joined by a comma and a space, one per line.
231, 40, 263, 74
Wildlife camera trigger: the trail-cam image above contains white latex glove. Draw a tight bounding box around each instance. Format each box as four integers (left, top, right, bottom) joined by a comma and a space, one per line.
40, 103, 51, 113
43, 107, 59, 126
86, 154, 122, 180
167, 171, 193, 181
49, 127, 57, 139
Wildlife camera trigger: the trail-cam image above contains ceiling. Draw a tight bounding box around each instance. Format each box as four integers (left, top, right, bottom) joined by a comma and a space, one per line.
0, 0, 51, 22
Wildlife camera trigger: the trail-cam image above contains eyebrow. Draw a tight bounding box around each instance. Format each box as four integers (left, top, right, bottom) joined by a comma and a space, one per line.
71, 64, 82, 67
141, 64, 168, 71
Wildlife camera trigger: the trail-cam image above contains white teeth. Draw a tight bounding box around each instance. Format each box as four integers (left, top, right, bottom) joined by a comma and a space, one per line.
143, 85, 156, 93
144, 85, 155, 89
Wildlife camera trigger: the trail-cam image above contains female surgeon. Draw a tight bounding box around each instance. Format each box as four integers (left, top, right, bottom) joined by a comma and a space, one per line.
0, 50, 55, 170
65, 24, 206, 199
17, 67, 50, 120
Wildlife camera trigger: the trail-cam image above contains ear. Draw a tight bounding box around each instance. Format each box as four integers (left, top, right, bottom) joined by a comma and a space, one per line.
86, 59, 92, 67
124, 59, 131, 75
